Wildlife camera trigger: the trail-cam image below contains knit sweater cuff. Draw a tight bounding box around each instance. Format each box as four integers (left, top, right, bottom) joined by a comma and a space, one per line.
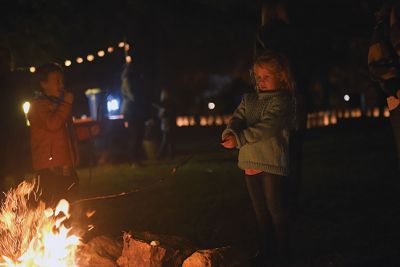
222, 128, 247, 148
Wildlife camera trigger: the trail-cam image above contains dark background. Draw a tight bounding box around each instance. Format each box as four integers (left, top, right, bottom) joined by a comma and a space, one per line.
0, 0, 387, 116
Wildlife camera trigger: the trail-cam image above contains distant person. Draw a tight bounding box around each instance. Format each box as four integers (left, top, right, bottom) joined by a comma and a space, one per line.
121, 63, 146, 167
221, 51, 295, 266
154, 88, 176, 160
368, 0, 400, 170
28, 63, 79, 204
255, 0, 309, 216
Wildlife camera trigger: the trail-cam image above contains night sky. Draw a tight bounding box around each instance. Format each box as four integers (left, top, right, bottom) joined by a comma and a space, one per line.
0, 0, 384, 114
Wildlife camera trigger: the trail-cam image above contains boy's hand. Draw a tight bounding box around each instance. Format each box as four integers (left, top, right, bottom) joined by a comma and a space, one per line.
221, 134, 237, 148
64, 92, 74, 104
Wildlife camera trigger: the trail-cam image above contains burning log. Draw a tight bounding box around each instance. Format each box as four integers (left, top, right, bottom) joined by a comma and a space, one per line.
117, 232, 197, 267
182, 247, 249, 267
77, 236, 122, 267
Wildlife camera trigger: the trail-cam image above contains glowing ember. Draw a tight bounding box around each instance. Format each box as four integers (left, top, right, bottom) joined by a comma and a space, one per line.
0, 180, 81, 267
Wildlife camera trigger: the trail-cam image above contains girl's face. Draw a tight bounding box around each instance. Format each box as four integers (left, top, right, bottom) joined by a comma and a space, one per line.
41, 71, 64, 98
253, 64, 281, 91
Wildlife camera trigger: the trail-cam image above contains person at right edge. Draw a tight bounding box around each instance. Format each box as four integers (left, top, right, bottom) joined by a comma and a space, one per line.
368, 0, 400, 171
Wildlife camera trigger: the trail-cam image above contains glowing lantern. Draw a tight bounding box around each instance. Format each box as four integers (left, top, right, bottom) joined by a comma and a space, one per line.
29, 66, 36, 73
76, 57, 83, 64
64, 60, 72, 67
125, 55, 132, 63
118, 42, 125, 48
107, 47, 114, 53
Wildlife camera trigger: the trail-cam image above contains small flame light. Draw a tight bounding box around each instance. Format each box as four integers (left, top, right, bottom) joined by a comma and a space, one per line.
65, 60, 72, 67
107, 47, 114, 53
29, 66, 36, 73
124, 43, 130, 51
125, 55, 132, 63
118, 42, 125, 48
76, 57, 83, 64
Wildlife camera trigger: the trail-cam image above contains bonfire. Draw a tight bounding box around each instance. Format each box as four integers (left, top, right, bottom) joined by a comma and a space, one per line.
0, 180, 81, 267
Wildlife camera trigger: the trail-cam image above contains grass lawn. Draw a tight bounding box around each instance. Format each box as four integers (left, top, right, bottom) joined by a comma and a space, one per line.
21, 120, 400, 266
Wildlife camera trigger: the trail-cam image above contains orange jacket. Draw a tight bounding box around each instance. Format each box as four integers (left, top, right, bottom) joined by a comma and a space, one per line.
28, 98, 78, 171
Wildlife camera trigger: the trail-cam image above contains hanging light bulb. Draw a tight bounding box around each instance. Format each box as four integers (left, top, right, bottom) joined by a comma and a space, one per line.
118, 42, 125, 48
76, 57, 83, 64
107, 47, 114, 53
65, 60, 72, 67
29, 66, 36, 73
125, 55, 132, 63
87, 54, 95, 62
97, 50, 105, 57
124, 43, 130, 51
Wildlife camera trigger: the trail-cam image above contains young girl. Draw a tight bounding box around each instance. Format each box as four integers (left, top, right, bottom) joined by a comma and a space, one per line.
221, 51, 295, 266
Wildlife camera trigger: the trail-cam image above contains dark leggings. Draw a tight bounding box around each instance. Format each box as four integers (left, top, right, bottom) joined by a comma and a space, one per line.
245, 172, 289, 260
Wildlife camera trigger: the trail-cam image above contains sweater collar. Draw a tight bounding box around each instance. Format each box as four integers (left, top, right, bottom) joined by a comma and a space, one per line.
257, 89, 287, 99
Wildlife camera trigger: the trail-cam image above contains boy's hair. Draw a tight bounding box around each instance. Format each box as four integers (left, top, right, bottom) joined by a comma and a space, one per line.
35, 62, 63, 90
253, 50, 295, 91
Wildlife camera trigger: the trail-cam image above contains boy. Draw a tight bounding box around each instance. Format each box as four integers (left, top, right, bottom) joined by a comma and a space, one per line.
28, 63, 79, 204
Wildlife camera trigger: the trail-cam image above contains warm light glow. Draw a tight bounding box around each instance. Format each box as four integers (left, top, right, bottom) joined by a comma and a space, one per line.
384, 108, 390, 117
107, 46, 114, 53
0, 181, 81, 267
344, 94, 350, 102
124, 43, 130, 51
86, 54, 94, 62
118, 42, 125, 48
208, 102, 215, 110
22, 102, 30, 114
373, 107, 380, 117
76, 57, 83, 64
215, 116, 223, 125
64, 60, 72, 67
125, 55, 132, 63
97, 50, 105, 57
29, 67, 36, 73
200, 116, 207, 126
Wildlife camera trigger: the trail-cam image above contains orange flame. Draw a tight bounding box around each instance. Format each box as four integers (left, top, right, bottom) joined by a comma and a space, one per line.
0, 181, 81, 266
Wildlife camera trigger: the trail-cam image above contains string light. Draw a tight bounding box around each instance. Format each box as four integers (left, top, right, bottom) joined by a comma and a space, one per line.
21, 41, 132, 71
97, 50, 105, 57
87, 54, 95, 62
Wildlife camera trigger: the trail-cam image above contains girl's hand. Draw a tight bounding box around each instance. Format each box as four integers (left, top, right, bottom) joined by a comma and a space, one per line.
221, 134, 237, 148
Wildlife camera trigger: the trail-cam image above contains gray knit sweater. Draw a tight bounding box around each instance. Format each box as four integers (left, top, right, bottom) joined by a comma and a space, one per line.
222, 90, 294, 176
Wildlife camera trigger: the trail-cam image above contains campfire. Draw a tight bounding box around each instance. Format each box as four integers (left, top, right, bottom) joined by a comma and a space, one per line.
0, 180, 81, 267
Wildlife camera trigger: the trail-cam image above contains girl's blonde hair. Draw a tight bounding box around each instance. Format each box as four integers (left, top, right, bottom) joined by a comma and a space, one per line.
253, 50, 295, 91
